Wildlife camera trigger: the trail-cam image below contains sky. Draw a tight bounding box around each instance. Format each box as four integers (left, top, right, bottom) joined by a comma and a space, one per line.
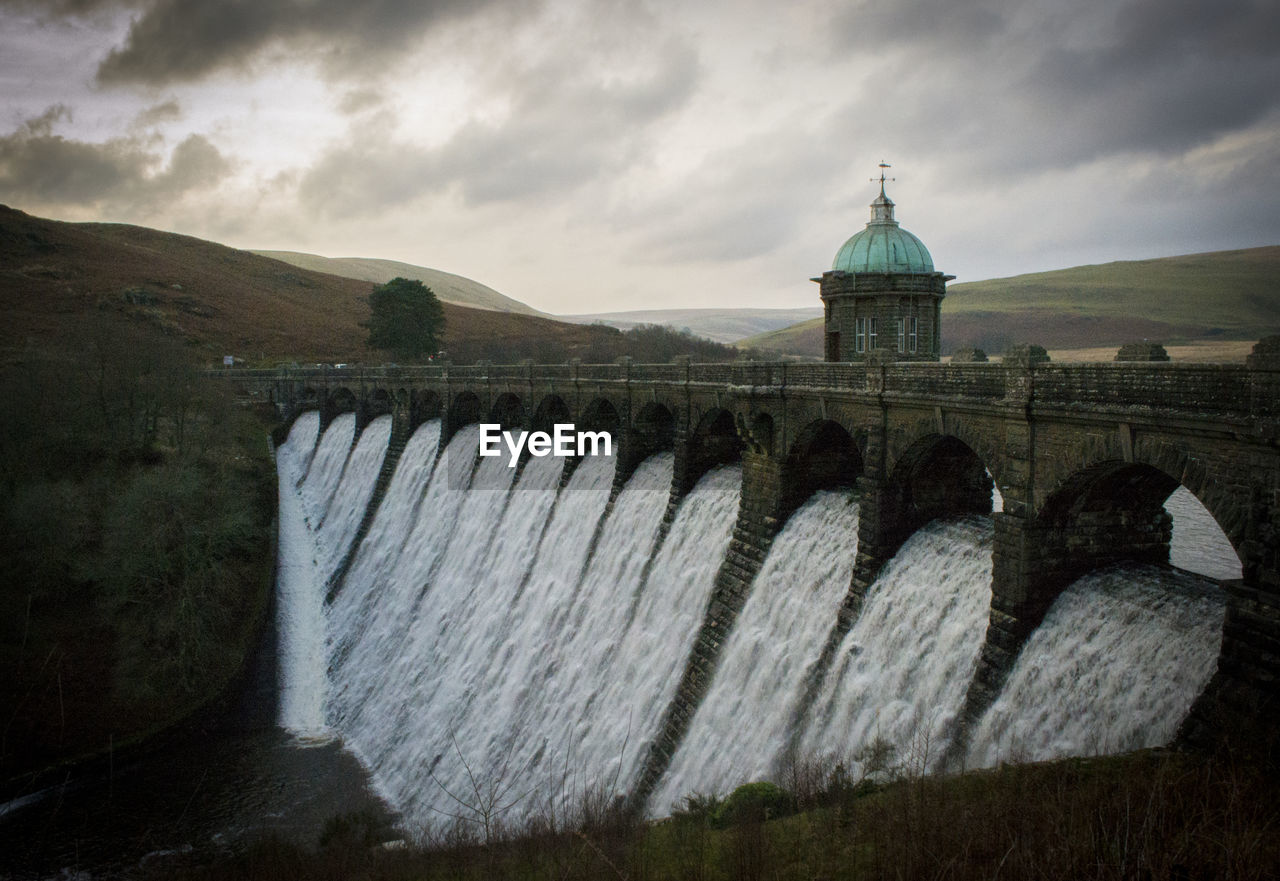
1, 0, 1278, 315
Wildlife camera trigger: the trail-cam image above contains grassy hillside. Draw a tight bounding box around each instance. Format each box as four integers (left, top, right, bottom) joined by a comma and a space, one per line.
563, 306, 823, 343
0, 205, 629, 365
740, 246, 1280, 358
251, 249, 546, 317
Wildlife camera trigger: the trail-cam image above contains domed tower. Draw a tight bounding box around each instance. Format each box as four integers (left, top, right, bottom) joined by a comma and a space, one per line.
817, 165, 953, 361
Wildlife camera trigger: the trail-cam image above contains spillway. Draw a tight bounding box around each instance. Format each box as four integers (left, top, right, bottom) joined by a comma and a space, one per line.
797, 515, 993, 776
277, 413, 1232, 829
650, 490, 861, 812
966, 563, 1225, 767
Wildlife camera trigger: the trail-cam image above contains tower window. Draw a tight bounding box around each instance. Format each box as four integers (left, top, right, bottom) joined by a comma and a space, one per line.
868, 317, 878, 351
897, 318, 906, 352
909, 316, 918, 352
855, 318, 866, 353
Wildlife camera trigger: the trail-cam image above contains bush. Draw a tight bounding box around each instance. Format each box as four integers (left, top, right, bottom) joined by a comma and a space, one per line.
714, 781, 795, 827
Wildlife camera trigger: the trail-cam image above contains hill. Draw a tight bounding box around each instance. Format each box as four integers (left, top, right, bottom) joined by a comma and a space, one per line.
562, 307, 822, 343
740, 246, 1280, 358
0, 206, 628, 365
251, 250, 546, 317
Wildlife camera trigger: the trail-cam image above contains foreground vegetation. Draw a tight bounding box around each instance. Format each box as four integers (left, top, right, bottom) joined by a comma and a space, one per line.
138, 746, 1278, 880
0, 321, 275, 792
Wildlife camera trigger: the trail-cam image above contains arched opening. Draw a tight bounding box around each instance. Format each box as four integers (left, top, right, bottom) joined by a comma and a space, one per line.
579, 398, 621, 438
532, 394, 572, 435
448, 391, 482, 429
632, 401, 675, 454
1038, 461, 1242, 584
785, 419, 861, 511
489, 392, 525, 431
683, 408, 743, 493
888, 434, 993, 531
328, 387, 357, 415
366, 388, 393, 419
412, 389, 443, 426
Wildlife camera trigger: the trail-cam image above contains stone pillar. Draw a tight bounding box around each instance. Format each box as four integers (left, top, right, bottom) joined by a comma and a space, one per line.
633, 450, 788, 809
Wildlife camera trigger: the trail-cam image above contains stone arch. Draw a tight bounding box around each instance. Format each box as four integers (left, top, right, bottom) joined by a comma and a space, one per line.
579, 397, 622, 437
631, 400, 676, 454
448, 391, 483, 429
1035, 458, 1244, 579
532, 393, 572, 435
327, 386, 357, 415
783, 418, 863, 516
682, 407, 743, 493
885, 415, 1008, 509
412, 389, 443, 427
489, 391, 526, 430
885, 433, 994, 538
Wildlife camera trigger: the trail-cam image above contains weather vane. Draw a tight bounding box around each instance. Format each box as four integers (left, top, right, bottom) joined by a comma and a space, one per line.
871, 160, 894, 194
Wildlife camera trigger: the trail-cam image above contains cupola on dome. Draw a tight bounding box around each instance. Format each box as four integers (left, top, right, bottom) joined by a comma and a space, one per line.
831, 188, 934, 274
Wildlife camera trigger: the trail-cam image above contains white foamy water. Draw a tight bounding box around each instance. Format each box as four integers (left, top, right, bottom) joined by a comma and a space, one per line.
578, 464, 742, 797
1166, 486, 1242, 581
299, 414, 355, 523
966, 563, 1225, 766
315, 415, 392, 579
798, 516, 993, 775
276, 414, 336, 734
405, 454, 674, 828
650, 490, 860, 811
327, 421, 442, 715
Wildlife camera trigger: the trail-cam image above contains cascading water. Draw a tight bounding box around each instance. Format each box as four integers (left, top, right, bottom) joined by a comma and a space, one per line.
314, 415, 392, 578
394, 454, 675, 827
572, 464, 742, 799
798, 516, 993, 775
966, 563, 1226, 767
650, 490, 860, 811
274, 414, 1237, 828
276, 414, 336, 734
327, 420, 442, 690
299, 413, 355, 523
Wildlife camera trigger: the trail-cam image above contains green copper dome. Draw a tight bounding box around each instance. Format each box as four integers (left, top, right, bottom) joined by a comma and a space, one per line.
832, 189, 934, 274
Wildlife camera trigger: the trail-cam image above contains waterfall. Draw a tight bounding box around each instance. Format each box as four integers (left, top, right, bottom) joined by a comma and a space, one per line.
797, 515, 992, 776
273, 417, 1233, 826
314, 415, 392, 579
966, 563, 1225, 766
276, 414, 337, 734
650, 490, 860, 811
328, 420, 442, 688
299, 414, 355, 522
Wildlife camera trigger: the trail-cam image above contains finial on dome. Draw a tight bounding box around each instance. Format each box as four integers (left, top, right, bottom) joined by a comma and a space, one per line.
869, 161, 896, 225
871, 160, 894, 198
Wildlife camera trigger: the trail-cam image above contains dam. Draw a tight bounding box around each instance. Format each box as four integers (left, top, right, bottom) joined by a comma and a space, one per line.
258, 345, 1274, 827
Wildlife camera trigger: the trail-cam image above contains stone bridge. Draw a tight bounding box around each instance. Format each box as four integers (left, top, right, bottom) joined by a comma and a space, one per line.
222, 346, 1279, 791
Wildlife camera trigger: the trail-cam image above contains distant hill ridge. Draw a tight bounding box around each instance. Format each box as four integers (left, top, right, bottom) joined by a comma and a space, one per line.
251, 250, 546, 317
739, 245, 1280, 357
0, 205, 622, 364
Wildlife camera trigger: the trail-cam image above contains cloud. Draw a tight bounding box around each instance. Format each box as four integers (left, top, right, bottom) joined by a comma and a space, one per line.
88, 0, 505, 85
0, 104, 232, 209
297, 37, 701, 215
824, 0, 1280, 175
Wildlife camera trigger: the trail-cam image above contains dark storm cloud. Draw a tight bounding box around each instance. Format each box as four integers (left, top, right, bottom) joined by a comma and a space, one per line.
89, 0, 504, 85
298, 40, 700, 215
0, 104, 231, 207
829, 0, 1280, 171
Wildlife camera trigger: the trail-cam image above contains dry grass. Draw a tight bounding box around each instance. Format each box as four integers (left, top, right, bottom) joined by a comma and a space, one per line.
139, 747, 1280, 881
